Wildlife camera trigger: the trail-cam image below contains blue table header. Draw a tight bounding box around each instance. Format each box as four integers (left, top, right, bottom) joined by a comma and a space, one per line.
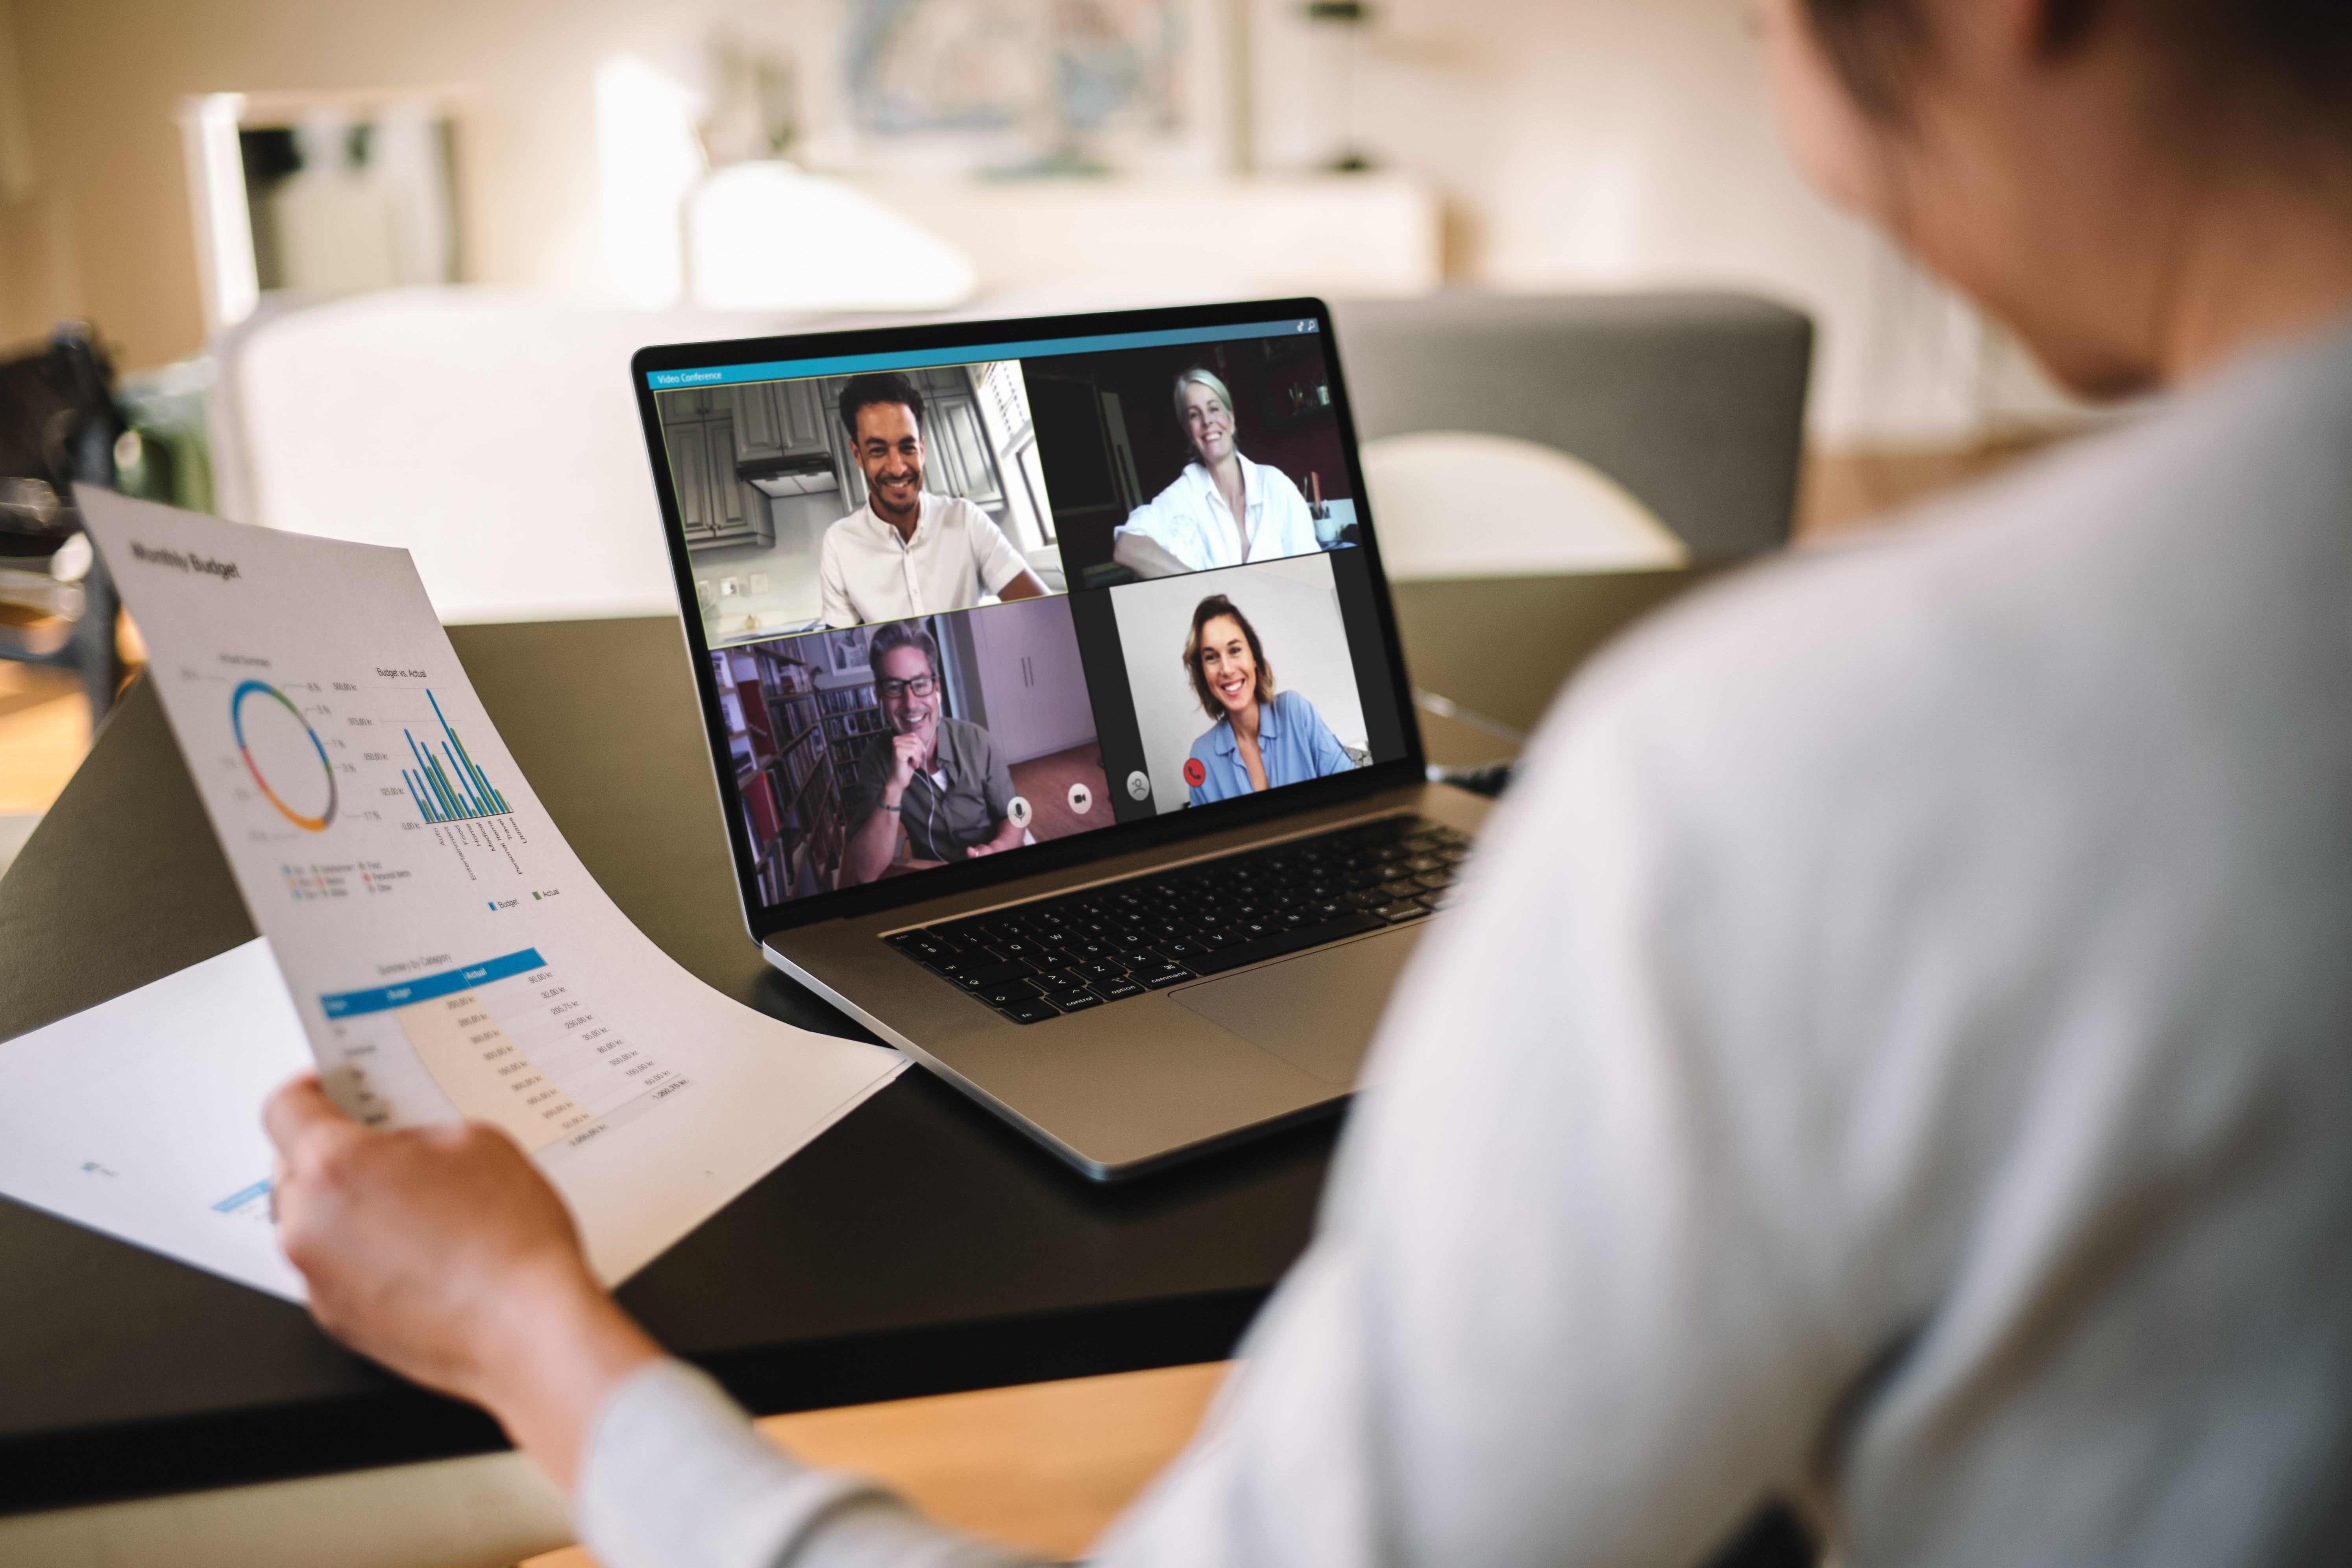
322, 948, 547, 1018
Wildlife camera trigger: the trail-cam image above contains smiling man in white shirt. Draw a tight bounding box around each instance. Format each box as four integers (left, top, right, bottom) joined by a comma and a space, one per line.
819, 373, 1049, 628
1111, 367, 1323, 579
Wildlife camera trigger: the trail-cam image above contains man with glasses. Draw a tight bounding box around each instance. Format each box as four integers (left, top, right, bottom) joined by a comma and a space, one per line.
839, 619, 1023, 885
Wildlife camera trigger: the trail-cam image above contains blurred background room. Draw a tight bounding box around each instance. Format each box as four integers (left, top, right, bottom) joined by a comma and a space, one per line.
0, 0, 2125, 1559
0, 0, 2115, 878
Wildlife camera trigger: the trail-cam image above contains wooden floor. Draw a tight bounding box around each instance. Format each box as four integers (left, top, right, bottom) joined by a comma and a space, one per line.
519, 1361, 1232, 1567
0, 660, 88, 817
1010, 743, 1114, 841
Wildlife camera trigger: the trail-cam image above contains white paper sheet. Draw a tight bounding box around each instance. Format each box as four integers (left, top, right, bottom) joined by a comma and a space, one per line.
0, 940, 309, 1302
76, 491, 904, 1285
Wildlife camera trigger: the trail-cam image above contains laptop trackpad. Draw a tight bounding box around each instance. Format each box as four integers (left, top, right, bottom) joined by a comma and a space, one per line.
1169, 927, 1421, 1086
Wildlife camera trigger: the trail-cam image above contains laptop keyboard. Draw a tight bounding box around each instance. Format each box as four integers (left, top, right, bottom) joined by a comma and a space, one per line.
884, 815, 1474, 1025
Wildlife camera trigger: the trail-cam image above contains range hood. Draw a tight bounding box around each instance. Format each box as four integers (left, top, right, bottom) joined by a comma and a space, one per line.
738, 451, 841, 497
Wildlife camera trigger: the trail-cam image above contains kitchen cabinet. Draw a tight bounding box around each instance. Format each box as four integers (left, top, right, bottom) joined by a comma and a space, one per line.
662, 396, 776, 550
733, 380, 832, 463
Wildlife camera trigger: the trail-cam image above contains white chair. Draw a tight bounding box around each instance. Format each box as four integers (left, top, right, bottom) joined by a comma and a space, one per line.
214, 288, 820, 622
1359, 431, 1687, 581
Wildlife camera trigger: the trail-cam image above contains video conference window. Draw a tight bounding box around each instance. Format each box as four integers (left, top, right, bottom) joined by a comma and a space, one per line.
659, 360, 1065, 647
1028, 334, 1358, 592
715, 595, 1111, 903
1108, 554, 1372, 814
659, 320, 1411, 912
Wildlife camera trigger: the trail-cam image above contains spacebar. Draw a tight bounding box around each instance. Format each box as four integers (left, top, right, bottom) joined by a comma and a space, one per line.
1190, 912, 1386, 976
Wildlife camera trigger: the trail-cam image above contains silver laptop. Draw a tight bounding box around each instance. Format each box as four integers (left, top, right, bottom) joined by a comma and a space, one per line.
632, 298, 1484, 1179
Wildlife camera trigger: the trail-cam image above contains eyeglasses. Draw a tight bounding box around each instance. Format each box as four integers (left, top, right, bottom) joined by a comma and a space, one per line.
878, 674, 939, 700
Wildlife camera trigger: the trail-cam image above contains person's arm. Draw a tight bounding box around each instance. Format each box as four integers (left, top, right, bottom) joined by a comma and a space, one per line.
965, 816, 1026, 858
841, 802, 902, 886
995, 568, 1048, 602
818, 528, 858, 629
970, 509, 1049, 603
841, 738, 922, 886
263, 1077, 663, 1488
965, 735, 1024, 856
263, 1078, 1030, 1568
1111, 527, 1194, 579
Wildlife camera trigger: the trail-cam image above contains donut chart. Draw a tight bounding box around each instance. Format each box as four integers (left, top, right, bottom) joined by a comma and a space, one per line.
231, 679, 337, 832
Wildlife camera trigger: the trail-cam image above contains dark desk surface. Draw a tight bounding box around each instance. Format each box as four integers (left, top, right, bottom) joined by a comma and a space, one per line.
0, 568, 1710, 1515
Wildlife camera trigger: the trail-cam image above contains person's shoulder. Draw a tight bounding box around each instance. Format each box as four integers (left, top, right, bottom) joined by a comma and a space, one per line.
1188, 720, 1227, 759
822, 508, 873, 547
1544, 360, 2352, 825
1270, 687, 1318, 723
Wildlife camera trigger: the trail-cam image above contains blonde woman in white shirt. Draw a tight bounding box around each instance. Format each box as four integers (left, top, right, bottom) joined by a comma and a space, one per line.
1111, 368, 1323, 579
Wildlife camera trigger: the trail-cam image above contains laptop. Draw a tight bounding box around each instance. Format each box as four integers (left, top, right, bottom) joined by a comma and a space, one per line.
630, 297, 1487, 1180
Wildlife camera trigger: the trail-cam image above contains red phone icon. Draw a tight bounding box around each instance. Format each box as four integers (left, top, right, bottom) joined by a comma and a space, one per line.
1183, 757, 1206, 788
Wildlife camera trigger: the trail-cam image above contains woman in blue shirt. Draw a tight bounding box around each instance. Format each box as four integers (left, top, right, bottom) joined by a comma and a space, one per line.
1182, 593, 1355, 804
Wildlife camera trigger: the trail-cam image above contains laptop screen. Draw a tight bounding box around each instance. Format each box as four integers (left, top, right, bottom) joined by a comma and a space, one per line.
640, 303, 1414, 922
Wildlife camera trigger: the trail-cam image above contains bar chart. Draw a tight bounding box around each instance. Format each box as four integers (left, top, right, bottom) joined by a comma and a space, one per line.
403, 691, 513, 825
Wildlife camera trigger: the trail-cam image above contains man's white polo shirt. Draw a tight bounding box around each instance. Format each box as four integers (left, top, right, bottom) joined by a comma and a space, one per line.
818, 493, 1031, 628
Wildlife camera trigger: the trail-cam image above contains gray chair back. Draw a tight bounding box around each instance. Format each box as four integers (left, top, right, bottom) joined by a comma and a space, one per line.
1329, 292, 1814, 559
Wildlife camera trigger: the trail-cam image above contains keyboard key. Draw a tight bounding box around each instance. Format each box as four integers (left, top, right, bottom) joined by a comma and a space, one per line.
1053, 989, 1105, 1012
1133, 963, 1194, 989
1381, 878, 1424, 900
1415, 870, 1454, 892
1374, 901, 1429, 924
998, 996, 1063, 1024
1067, 960, 1129, 984
1191, 911, 1383, 975
955, 959, 1036, 989
977, 979, 1039, 1008
1091, 978, 1146, 1002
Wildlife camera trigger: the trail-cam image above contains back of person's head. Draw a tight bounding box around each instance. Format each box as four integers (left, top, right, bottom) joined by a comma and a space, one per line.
870, 619, 941, 680
1801, 0, 2352, 145
1172, 367, 1235, 427
1183, 594, 1276, 718
838, 373, 926, 440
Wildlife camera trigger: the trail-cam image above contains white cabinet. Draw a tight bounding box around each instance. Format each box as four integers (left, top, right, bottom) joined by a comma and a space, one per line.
967, 599, 1094, 764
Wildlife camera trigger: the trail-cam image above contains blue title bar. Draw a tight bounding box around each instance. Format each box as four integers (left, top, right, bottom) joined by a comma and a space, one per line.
321, 947, 547, 1018
645, 318, 1319, 391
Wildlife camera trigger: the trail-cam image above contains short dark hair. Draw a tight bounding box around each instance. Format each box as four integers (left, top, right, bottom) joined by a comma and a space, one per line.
838, 372, 925, 442
1183, 595, 1275, 719
1803, 0, 2352, 139
869, 618, 941, 683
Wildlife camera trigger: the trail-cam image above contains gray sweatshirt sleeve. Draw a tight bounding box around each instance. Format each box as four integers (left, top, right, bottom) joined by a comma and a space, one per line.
575, 1360, 1037, 1568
